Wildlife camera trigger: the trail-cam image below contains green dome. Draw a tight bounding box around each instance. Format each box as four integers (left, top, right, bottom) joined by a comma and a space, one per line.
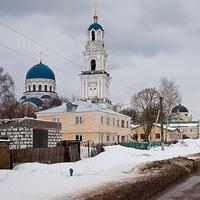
171, 104, 189, 113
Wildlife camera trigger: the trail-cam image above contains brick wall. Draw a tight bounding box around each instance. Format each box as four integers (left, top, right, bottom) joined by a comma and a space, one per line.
0, 118, 61, 149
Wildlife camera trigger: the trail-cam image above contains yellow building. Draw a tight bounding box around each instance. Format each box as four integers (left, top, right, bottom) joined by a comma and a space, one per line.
130, 124, 181, 143
37, 101, 131, 144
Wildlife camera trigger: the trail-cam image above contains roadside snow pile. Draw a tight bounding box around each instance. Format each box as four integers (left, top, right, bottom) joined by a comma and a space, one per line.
1, 139, 200, 200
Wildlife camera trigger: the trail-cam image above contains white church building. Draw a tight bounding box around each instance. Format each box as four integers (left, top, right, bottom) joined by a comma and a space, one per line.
20, 61, 57, 108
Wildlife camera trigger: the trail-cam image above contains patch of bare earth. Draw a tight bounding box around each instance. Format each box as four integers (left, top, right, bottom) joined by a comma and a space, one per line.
71, 157, 200, 200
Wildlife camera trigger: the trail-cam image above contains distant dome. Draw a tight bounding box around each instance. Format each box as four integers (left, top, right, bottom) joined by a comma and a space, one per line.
23, 97, 44, 107
41, 95, 52, 99
20, 96, 26, 100
171, 104, 189, 113
26, 62, 55, 80
88, 23, 104, 31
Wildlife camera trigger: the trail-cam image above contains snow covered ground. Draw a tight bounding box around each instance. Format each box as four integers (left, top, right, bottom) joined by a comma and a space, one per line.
1, 139, 200, 200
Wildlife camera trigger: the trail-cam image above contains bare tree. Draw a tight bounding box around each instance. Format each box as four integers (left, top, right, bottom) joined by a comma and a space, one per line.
159, 77, 181, 121
112, 103, 123, 112
0, 67, 16, 118
15, 104, 37, 118
131, 88, 160, 141
130, 77, 181, 141
120, 108, 138, 122
0, 93, 18, 118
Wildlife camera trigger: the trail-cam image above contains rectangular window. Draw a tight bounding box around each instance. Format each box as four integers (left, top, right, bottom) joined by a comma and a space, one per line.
113, 118, 115, 126
121, 120, 125, 128
107, 134, 110, 142
121, 136, 125, 143
117, 120, 120, 127
126, 121, 129, 128
155, 134, 160, 139
132, 134, 138, 140
53, 117, 60, 122
101, 116, 104, 125
75, 117, 82, 124
107, 118, 110, 125
80, 135, 83, 141
75, 135, 83, 141
75, 135, 79, 140
140, 134, 145, 140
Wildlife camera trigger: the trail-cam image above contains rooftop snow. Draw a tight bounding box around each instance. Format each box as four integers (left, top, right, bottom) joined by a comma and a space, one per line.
37, 101, 128, 117
169, 122, 199, 128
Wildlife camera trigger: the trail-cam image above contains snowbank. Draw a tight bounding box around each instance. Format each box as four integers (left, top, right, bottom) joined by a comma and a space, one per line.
1, 139, 200, 200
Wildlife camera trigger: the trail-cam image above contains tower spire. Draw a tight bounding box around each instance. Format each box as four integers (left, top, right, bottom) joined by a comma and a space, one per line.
39, 52, 43, 64
93, 1, 98, 23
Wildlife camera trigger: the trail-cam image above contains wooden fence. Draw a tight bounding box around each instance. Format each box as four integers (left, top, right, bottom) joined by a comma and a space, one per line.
0, 142, 80, 169
0, 142, 10, 169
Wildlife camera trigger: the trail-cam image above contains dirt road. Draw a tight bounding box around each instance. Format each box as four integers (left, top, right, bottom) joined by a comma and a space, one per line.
156, 173, 200, 200
72, 157, 199, 200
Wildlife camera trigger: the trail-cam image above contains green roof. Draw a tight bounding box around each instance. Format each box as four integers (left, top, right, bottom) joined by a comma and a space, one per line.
171, 104, 188, 113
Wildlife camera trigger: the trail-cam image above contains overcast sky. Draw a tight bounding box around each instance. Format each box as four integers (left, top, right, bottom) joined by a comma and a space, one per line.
0, 0, 200, 119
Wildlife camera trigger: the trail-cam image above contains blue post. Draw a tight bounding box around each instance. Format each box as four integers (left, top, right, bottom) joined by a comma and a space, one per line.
69, 168, 73, 176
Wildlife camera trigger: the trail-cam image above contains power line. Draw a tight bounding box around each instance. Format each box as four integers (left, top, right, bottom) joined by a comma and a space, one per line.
0, 21, 136, 97
0, 42, 136, 96
0, 20, 135, 94
0, 21, 81, 68
0, 43, 38, 62
0, 42, 78, 78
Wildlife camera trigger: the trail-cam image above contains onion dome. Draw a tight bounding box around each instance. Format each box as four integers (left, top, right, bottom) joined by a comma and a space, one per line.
41, 95, 52, 99
26, 62, 55, 80
88, 23, 103, 31
23, 97, 44, 107
171, 104, 189, 113
20, 96, 26, 100
88, 15, 104, 31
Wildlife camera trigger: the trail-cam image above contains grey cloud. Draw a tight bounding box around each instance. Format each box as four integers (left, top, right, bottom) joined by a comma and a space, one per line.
0, 0, 92, 17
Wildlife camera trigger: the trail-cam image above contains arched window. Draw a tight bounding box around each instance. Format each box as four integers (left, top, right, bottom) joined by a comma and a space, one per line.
28, 85, 31, 92
33, 84, 36, 92
39, 85, 42, 92
44, 85, 47, 92
91, 59, 96, 71
50, 85, 52, 92
97, 30, 101, 40
92, 31, 95, 41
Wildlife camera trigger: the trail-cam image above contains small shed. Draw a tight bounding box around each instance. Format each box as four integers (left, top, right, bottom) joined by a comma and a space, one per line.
0, 118, 61, 149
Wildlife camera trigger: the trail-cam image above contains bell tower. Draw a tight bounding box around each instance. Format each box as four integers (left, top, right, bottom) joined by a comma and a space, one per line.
80, 12, 111, 105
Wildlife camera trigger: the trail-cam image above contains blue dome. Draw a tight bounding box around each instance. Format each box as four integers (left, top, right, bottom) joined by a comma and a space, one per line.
20, 96, 26, 100
88, 23, 104, 31
41, 95, 52, 99
23, 97, 44, 107
26, 62, 55, 80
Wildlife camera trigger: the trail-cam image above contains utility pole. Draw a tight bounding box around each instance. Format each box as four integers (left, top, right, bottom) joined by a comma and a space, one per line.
160, 96, 164, 151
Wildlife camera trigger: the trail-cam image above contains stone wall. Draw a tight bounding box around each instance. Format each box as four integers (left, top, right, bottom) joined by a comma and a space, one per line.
0, 118, 61, 149
48, 129, 62, 148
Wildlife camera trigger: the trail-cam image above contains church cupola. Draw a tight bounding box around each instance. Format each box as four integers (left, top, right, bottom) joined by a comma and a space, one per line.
80, 12, 111, 106
88, 13, 104, 42
20, 54, 57, 108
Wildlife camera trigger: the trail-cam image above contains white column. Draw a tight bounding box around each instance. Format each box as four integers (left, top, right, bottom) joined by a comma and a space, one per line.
98, 80, 101, 98
86, 80, 88, 99
81, 79, 83, 98
101, 80, 103, 99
